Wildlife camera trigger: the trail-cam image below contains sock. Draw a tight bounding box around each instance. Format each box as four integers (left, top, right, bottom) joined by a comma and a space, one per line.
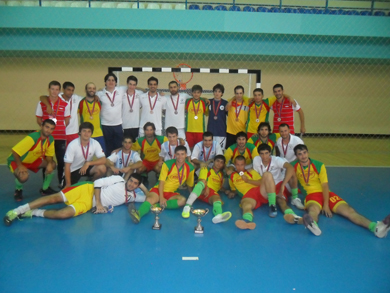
313, 220, 318, 227
369, 222, 377, 233
14, 204, 30, 215
139, 201, 151, 218
268, 193, 276, 206
213, 201, 222, 216
15, 179, 23, 190
42, 173, 54, 190
243, 212, 253, 222
166, 200, 179, 209
185, 181, 205, 205
284, 208, 294, 215
32, 209, 45, 217
291, 188, 298, 199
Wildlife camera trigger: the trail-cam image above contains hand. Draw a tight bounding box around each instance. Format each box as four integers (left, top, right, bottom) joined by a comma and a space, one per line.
322, 206, 333, 218
159, 197, 167, 208
111, 167, 120, 174
277, 184, 285, 197
241, 175, 249, 183
205, 99, 210, 106
79, 162, 90, 175
286, 95, 297, 107
300, 126, 306, 135
94, 204, 107, 214
248, 98, 254, 104
179, 138, 185, 146
227, 191, 235, 199
226, 168, 233, 176
45, 163, 54, 175
94, 95, 99, 102
64, 184, 71, 189
200, 162, 208, 169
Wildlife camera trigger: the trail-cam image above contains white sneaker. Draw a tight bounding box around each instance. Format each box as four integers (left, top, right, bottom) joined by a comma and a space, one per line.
375, 214, 390, 238
303, 214, 321, 236
182, 205, 191, 218
291, 198, 305, 210
283, 213, 302, 225
212, 212, 232, 224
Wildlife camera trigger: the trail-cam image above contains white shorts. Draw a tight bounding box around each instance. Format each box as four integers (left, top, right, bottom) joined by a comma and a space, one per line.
214, 136, 226, 150
139, 128, 162, 138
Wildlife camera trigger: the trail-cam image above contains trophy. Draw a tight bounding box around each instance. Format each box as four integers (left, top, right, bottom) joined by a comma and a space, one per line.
150, 205, 165, 230
191, 208, 209, 234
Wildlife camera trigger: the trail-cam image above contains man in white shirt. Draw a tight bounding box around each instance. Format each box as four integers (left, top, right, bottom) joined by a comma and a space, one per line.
63, 122, 107, 188
191, 131, 223, 174
139, 77, 167, 137
106, 136, 142, 180
4, 173, 148, 225
97, 73, 124, 155
253, 144, 304, 220
164, 81, 189, 139
276, 123, 304, 163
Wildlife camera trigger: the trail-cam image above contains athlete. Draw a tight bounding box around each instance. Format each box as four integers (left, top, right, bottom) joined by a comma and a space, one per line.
253, 144, 303, 219
182, 155, 231, 224
207, 84, 228, 150
191, 132, 223, 174
248, 122, 280, 154
63, 122, 107, 188
228, 156, 276, 230
277, 123, 304, 162
7, 119, 57, 201
4, 173, 147, 226
291, 144, 390, 238
106, 136, 142, 180
128, 146, 195, 223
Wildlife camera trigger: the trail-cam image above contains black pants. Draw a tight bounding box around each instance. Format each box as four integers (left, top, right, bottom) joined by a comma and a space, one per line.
226, 133, 237, 149
102, 124, 123, 156
43, 139, 66, 185
123, 128, 139, 141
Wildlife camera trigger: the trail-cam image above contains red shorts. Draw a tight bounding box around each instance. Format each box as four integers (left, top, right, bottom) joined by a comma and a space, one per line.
186, 132, 203, 148
242, 187, 269, 210
9, 158, 43, 173
247, 132, 256, 139
142, 160, 159, 172
150, 187, 180, 200
305, 192, 347, 212
275, 181, 291, 200
66, 133, 79, 146
198, 188, 220, 203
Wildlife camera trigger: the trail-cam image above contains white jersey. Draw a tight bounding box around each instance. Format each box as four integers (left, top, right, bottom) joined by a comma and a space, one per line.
159, 140, 191, 161
139, 92, 166, 132
92, 175, 145, 207
97, 87, 123, 126
64, 137, 105, 172
108, 149, 141, 169
164, 93, 189, 130
277, 134, 304, 163
253, 155, 288, 185
121, 88, 143, 129
191, 141, 223, 165
60, 93, 83, 135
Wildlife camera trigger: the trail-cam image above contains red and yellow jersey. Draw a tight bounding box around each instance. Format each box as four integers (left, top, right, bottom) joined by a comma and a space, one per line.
199, 167, 224, 192
7, 131, 55, 165
290, 158, 328, 195
132, 135, 168, 162
246, 97, 276, 133
224, 143, 258, 166
229, 169, 261, 197
226, 100, 249, 135
78, 98, 103, 137
185, 98, 208, 133
248, 133, 280, 153
157, 159, 195, 191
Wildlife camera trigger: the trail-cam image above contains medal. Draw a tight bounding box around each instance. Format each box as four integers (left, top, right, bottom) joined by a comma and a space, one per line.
239, 171, 244, 176
148, 93, 158, 114
176, 163, 185, 186
48, 98, 60, 124
256, 119, 259, 123
127, 91, 135, 113
278, 118, 281, 122
235, 118, 239, 122
276, 98, 285, 123
51, 118, 57, 124
81, 141, 90, 162
192, 99, 201, 120
254, 102, 263, 124
214, 116, 218, 120
194, 116, 198, 120
106, 91, 116, 107
171, 94, 180, 115
300, 160, 311, 187
174, 111, 178, 115
122, 150, 131, 168
213, 99, 222, 121
234, 101, 243, 121
282, 136, 290, 157
111, 103, 114, 107
129, 109, 133, 113
89, 116, 93, 120
150, 110, 154, 114
86, 99, 96, 120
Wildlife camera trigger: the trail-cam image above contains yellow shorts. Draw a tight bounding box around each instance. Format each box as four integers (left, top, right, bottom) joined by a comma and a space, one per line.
61, 182, 94, 217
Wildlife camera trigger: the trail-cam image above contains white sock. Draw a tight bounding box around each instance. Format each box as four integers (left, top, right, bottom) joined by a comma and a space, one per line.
32, 209, 45, 217
14, 204, 30, 215
185, 192, 198, 206
183, 205, 191, 213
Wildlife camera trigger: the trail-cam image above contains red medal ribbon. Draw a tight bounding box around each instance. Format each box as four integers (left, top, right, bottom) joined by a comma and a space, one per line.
148, 93, 158, 112
176, 163, 185, 186
282, 136, 290, 157
85, 99, 96, 118
234, 101, 243, 120
213, 99, 222, 118
127, 91, 135, 111
121, 150, 131, 168
105, 91, 116, 105
299, 160, 311, 185
50, 98, 60, 119
202, 144, 212, 161
261, 157, 272, 173
169, 142, 178, 159
170, 94, 180, 112
81, 141, 90, 162
276, 98, 285, 120
254, 102, 263, 120
192, 99, 201, 117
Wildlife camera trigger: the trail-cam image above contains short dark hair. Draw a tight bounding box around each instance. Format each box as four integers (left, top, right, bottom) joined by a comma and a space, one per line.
166, 126, 178, 136
273, 84, 283, 91
234, 155, 246, 163
42, 119, 56, 128
253, 88, 263, 95
234, 85, 244, 94
257, 122, 271, 133
48, 81, 61, 89
79, 122, 94, 135
192, 85, 203, 93
279, 123, 290, 129
128, 173, 142, 186
236, 131, 247, 141
257, 144, 271, 154
123, 135, 135, 143
143, 122, 156, 131
294, 144, 308, 155
203, 131, 214, 139
175, 145, 187, 153
214, 154, 226, 163
213, 83, 225, 94
169, 80, 179, 87
127, 75, 138, 84
63, 82, 75, 90
147, 76, 158, 85
104, 73, 118, 83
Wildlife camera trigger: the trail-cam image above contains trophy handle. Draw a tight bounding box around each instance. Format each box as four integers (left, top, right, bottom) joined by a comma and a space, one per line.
204, 208, 209, 215
160, 206, 165, 212
190, 207, 194, 213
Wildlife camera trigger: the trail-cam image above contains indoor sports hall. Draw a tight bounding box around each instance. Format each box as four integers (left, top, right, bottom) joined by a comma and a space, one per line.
0, 1, 389, 292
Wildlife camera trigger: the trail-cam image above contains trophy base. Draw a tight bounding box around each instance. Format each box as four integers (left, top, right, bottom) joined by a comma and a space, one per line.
152, 224, 162, 230
194, 227, 204, 234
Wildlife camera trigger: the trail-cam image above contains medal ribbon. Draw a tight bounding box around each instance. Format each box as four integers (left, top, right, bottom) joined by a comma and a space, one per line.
176, 163, 185, 186
169, 142, 178, 159
127, 91, 135, 111
260, 157, 272, 173
299, 160, 311, 185
202, 144, 212, 161
235, 101, 243, 120
276, 98, 285, 120
105, 91, 116, 105
121, 151, 131, 168
254, 102, 263, 120
170, 94, 180, 112
81, 142, 90, 162
50, 98, 60, 119
213, 99, 222, 118
148, 93, 158, 111
192, 99, 201, 117
85, 99, 96, 118
282, 136, 290, 157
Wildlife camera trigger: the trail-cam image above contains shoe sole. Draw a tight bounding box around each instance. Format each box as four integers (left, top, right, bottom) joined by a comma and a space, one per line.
269, 212, 277, 218
235, 220, 256, 230
212, 212, 232, 224
182, 213, 190, 219
127, 205, 140, 224
284, 214, 303, 225
303, 214, 322, 236
3, 216, 14, 227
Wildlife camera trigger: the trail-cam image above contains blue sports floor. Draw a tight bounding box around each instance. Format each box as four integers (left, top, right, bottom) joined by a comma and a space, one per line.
0, 166, 389, 293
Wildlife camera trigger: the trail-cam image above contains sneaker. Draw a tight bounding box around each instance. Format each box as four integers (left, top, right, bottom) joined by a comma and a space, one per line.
303, 214, 322, 236
235, 219, 256, 230
212, 211, 232, 224
14, 189, 23, 202
182, 205, 191, 218
20, 210, 33, 219
375, 214, 390, 238
284, 213, 303, 225
291, 197, 305, 210
127, 203, 140, 224
269, 204, 277, 218
40, 187, 58, 196
3, 210, 19, 226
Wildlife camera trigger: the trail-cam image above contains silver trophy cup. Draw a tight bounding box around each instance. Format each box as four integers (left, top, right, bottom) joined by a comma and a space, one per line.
151, 205, 165, 230
191, 208, 209, 234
